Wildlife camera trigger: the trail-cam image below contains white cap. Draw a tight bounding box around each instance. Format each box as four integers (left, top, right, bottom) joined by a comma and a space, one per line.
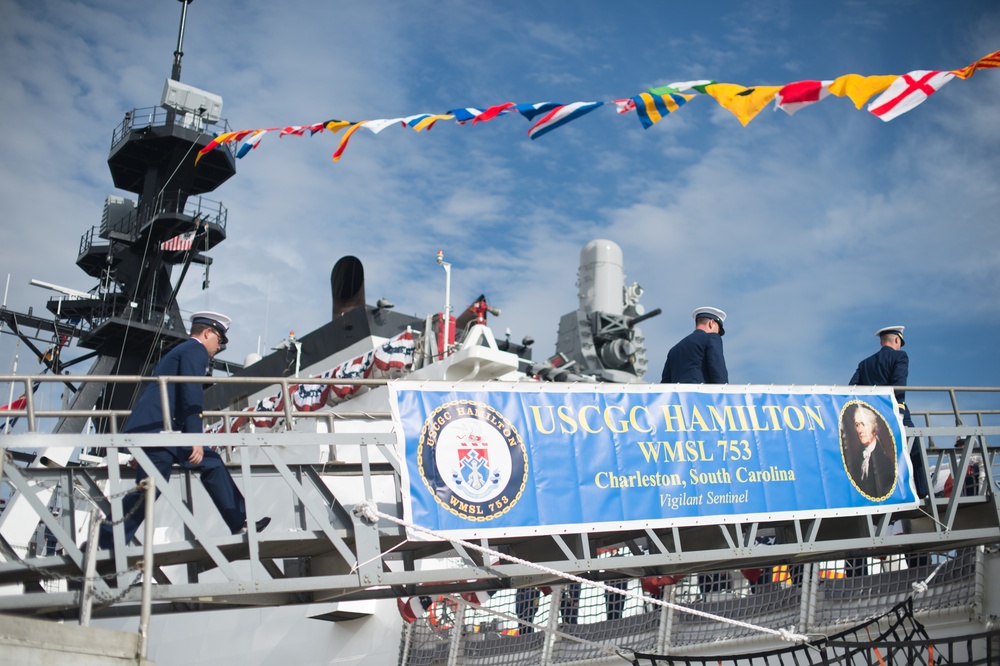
191, 311, 232, 344
876, 325, 905, 347
691, 306, 726, 335
692, 306, 726, 336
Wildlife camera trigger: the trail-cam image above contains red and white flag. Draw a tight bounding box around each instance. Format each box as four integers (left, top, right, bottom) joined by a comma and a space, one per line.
613, 98, 636, 114
774, 80, 833, 116
867, 70, 954, 122
161, 231, 195, 252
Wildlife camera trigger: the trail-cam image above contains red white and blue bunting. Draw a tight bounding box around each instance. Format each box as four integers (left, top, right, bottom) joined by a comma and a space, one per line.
205, 330, 415, 433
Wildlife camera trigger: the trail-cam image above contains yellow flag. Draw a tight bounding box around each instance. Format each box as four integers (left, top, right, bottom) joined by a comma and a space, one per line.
324, 120, 354, 133
703, 84, 781, 126
828, 74, 898, 109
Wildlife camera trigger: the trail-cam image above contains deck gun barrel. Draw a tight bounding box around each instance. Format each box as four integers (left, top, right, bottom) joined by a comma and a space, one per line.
628, 307, 662, 328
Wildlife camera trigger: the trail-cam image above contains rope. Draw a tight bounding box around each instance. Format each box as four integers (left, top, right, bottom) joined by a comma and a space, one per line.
353, 500, 812, 645
911, 552, 957, 594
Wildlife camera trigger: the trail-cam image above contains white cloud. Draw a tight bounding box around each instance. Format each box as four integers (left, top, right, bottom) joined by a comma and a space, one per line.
2, 0, 998, 403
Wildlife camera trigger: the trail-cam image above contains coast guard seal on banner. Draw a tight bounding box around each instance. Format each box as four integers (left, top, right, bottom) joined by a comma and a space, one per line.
416, 399, 529, 522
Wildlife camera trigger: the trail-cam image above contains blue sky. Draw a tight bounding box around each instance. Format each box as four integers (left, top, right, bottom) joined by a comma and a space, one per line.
1, 0, 998, 416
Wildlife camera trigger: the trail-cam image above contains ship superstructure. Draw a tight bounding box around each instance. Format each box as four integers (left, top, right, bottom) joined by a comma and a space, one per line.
0, 4, 998, 666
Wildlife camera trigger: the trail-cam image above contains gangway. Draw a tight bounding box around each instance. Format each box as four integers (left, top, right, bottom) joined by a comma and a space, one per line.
0, 375, 997, 626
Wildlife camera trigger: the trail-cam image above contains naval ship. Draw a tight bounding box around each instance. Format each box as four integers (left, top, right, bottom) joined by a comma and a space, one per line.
0, 3, 997, 665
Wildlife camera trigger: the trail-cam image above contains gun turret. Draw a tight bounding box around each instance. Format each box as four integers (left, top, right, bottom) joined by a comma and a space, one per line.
553, 240, 655, 383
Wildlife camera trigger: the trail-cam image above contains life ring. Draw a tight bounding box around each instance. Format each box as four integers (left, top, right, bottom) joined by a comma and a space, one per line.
398, 589, 495, 625
426, 595, 458, 631
641, 575, 684, 596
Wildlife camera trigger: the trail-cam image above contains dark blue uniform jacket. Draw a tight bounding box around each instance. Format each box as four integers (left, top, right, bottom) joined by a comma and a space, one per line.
849, 346, 911, 426
661, 329, 729, 384
123, 338, 209, 434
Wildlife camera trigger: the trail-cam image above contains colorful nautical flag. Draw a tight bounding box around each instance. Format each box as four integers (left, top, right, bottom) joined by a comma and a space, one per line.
650, 80, 715, 95
194, 129, 254, 165
827, 74, 899, 109
402, 113, 454, 131
324, 119, 354, 132
361, 118, 408, 134
774, 80, 833, 115
631, 90, 693, 128
447, 107, 485, 123
867, 70, 955, 121
471, 102, 516, 124
187, 48, 999, 163
332, 122, 368, 162
527, 101, 603, 140
703, 84, 782, 126
511, 102, 562, 121
236, 129, 269, 158
952, 48, 1000, 79
612, 98, 636, 114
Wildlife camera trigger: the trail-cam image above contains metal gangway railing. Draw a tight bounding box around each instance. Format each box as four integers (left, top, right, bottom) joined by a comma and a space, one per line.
0, 374, 997, 635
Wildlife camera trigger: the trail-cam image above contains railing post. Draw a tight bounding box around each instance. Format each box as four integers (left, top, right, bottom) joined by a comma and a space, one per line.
23, 377, 36, 432
947, 389, 964, 426
540, 586, 561, 665
445, 598, 465, 666
281, 379, 295, 428
801, 561, 820, 634
79, 510, 101, 626
655, 584, 675, 654
398, 622, 413, 666
138, 476, 155, 659
158, 378, 173, 432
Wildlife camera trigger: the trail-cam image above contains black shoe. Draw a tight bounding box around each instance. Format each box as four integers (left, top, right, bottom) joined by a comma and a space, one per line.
233, 516, 271, 535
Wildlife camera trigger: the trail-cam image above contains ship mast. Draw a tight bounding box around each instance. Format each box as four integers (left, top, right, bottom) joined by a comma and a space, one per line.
41, 0, 234, 432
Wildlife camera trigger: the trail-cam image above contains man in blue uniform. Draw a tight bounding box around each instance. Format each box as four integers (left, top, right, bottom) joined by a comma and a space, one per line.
662, 306, 729, 594
661, 306, 728, 384
849, 325, 927, 499
98, 312, 269, 549
845, 325, 928, 576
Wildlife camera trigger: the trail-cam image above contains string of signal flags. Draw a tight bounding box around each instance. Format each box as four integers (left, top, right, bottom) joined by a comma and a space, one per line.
196, 48, 999, 166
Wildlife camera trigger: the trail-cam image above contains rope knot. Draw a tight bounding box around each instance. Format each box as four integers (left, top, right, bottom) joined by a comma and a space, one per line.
778, 627, 810, 643
353, 499, 380, 524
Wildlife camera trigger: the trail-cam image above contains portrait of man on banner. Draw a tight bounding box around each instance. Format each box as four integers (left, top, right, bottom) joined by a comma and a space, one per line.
840, 401, 898, 500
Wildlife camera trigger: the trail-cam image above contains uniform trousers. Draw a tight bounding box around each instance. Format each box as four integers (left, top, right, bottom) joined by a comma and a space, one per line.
98, 447, 246, 548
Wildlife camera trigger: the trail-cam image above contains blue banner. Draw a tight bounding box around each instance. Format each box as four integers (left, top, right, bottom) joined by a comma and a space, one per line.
389, 383, 919, 538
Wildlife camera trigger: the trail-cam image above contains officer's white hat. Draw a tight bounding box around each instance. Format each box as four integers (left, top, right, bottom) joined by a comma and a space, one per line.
692, 306, 727, 336
876, 325, 905, 347
191, 311, 232, 345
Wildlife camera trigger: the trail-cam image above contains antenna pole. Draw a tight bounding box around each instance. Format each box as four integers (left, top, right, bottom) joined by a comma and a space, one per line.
171, 0, 194, 81
436, 251, 452, 360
